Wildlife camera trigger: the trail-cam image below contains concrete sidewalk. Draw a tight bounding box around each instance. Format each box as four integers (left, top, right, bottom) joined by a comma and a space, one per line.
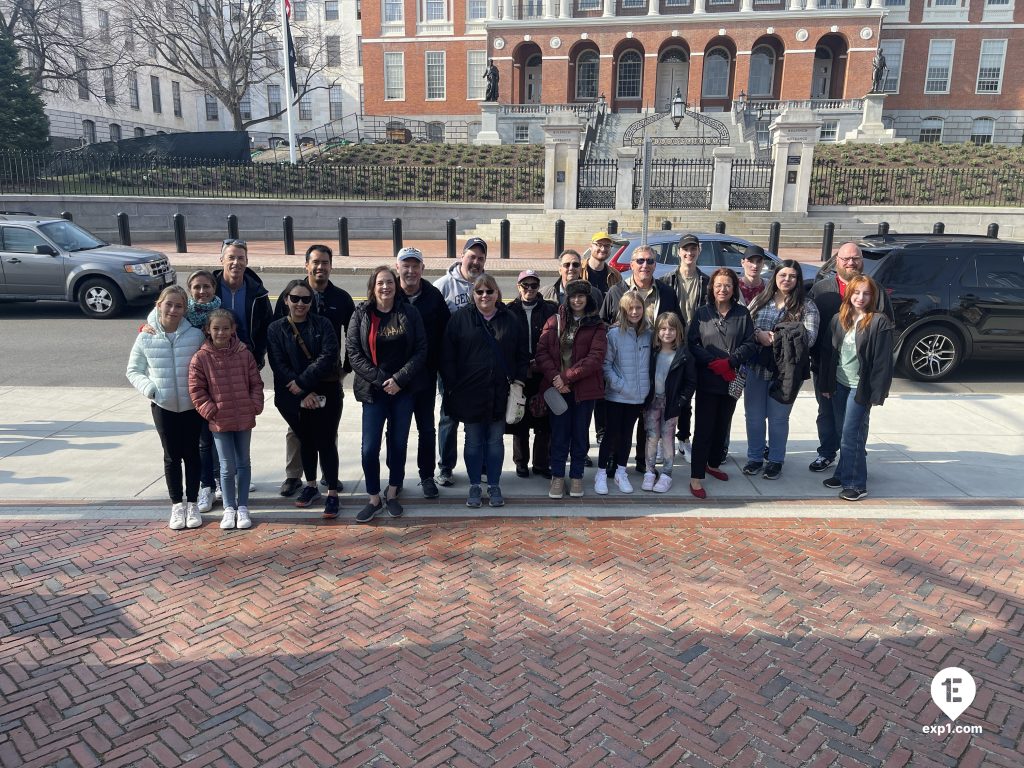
2, 384, 1021, 522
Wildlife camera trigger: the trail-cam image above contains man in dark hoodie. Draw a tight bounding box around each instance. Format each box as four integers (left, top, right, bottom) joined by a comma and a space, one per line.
213, 239, 273, 369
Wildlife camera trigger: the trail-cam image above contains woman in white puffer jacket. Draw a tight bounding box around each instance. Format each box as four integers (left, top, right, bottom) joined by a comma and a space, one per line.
127, 285, 206, 530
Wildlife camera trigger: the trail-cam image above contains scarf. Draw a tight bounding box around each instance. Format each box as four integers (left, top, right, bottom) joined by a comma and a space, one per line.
187, 296, 222, 329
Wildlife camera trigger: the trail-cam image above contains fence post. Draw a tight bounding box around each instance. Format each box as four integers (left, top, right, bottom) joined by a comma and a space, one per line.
987, 222, 1000, 238
820, 222, 835, 263
227, 214, 240, 240
338, 217, 350, 257
446, 219, 457, 259
500, 219, 511, 260
877, 221, 889, 236
117, 212, 132, 246
933, 222, 945, 234
715, 221, 726, 234
768, 221, 781, 254
607, 219, 618, 235
283, 216, 295, 256
661, 220, 672, 230
173, 213, 187, 253
554, 219, 565, 259
60, 211, 73, 221
392, 218, 403, 258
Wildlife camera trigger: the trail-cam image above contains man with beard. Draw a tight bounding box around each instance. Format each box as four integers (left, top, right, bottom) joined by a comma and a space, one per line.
581, 231, 622, 295
807, 242, 894, 473
213, 239, 273, 368
274, 244, 356, 497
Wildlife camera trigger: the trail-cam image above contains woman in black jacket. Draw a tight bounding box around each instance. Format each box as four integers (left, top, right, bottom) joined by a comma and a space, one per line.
267, 279, 342, 517
687, 268, 758, 499
440, 274, 529, 510
346, 266, 428, 522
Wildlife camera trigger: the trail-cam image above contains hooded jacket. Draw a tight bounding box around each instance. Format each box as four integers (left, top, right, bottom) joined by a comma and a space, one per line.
212, 267, 274, 368
188, 337, 265, 432
126, 318, 205, 412
819, 314, 895, 407
433, 262, 476, 314
535, 299, 607, 403
345, 297, 428, 404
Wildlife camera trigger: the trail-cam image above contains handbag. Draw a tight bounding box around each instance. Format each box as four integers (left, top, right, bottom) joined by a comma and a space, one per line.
728, 366, 748, 400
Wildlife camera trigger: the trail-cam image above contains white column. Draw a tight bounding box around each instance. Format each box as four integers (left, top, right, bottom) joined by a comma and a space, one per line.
603, 0, 615, 18
788, 0, 802, 9
560, 0, 570, 17
870, 0, 884, 6
854, 0, 868, 7
544, 0, 554, 18
694, 0, 705, 14
615, 146, 638, 209
711, 147, 735, 212
805, 0, 818, 9
741, 0, 752, 10
488, 0, 499, 20
648, 0, 660, 15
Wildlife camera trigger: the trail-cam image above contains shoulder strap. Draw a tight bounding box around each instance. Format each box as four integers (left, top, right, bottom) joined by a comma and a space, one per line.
480, 315, 513, 382
287, 317, 314, 361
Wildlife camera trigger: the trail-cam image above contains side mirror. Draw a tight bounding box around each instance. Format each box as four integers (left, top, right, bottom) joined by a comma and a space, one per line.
34, 244, 58, 256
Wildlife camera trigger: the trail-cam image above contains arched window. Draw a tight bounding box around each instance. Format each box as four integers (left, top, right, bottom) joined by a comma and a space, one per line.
576, 50, 599, 100
919, 117, 943, 143
134, 127, 146, 138
748, 45, 775, 97
109, 123, 122, 142
616, 51, 642, 99
970, 117, 994, 145
702, 48, 731, 98
82, 119, 96, 143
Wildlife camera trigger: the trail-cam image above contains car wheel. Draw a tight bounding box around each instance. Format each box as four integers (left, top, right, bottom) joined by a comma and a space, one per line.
78, 277, 126, 318
900, 325, 963, 382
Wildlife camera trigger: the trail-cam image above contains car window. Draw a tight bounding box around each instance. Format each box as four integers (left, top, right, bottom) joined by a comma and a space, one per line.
661, 242, 678, 266
1, 226, 50, 254
39, 220, 104, 251
960, 252, 1024, 290
665, 241, 715, 268
876, 252, 946, 287
718, 241, 747, 270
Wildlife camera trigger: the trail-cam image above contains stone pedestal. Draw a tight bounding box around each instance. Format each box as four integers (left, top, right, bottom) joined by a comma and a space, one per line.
769, 108, 821, 214
842, 92, 899, 144
711, 147, 736, 212
542, 112, 584, 210
615, 147, 639, 210
474, 102, 502, 146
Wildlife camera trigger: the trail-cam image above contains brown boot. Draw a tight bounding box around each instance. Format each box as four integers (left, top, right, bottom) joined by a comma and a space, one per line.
548, 476, 565, 499
569, 478, 584, 498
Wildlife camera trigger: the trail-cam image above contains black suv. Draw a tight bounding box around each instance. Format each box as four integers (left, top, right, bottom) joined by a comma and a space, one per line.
818, 238, 1024, 381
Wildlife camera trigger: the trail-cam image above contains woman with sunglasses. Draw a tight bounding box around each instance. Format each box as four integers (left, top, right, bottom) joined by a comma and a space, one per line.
267, 279, 343, 518
440, 274, 529, 509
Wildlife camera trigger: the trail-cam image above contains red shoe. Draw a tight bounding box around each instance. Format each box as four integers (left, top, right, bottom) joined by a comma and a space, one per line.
689, 483, 707, 499
706, 466, 729, 482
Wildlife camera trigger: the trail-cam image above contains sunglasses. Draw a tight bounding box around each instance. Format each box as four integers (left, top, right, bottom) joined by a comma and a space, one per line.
561, 262, 581, 269
633, 258, 656, 265
475, 289, 495, 296
287, 294, 313, 304
520, 282, 540, 290
222, 238, 248, 247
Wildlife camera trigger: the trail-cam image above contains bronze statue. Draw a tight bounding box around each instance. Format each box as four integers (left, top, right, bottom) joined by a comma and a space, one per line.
871, 49, 887, 93
484, 59, 499, 102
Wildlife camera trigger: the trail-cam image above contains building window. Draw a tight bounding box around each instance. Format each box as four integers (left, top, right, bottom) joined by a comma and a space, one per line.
425, 0, 447, 20
747, 46, 775, 97
98, 10, 110, 42
68, 2, 84, 34
205, 92, 219, 121
109, 123, 122, 141
924, 40, 954, 93
356, 36, 362, 66
425, 51, 446, 100
576, 50, 599, 100
268, 84, 282, 115
514, 123, 530, 143
623, 0, 644, 6
665, 0, 690, 5
82, 119, 96, 143
885, 0, 906, 4
266, 36, 279, 68
702, 48, 731, 98
357, 0, 362, 18
299, 94, 313, 120
240, 92, 252, 120
467, 50, 487, 100
384, 0, 404, 21
468, 0, 487, 18
970, 117, 995, 145
428, 121, 445, 141
150, 76, 162, 113
919, 117, 943, 143
75, 56, 89, 100
295, 37, 309, 67
755, 120, 769, 149
172, 81, 182, 117
327, 36, 341, 66
616, 51, 642, 99
359, 84, 365, 112
325, 0, 339, 19
577, 0, 601, 8
128, 73, 140, 109
103, 66, 116, 104
384, 52, 405, 99
879, 40, 904, 93
293, 1, 307, 20
134, 127, 145, 138
820, 120, 839, 142
329, 85, 344, 118
976, 39, 1006, 94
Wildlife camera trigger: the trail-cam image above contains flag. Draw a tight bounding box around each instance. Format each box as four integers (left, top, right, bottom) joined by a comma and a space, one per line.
282, 0, 298, 95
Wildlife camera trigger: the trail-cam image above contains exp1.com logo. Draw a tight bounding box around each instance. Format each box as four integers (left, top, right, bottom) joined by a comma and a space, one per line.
923, 667, 983, 736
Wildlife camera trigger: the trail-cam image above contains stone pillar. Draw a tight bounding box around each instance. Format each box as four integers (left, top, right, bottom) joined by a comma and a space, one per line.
768, 108, 821, 213
854, 0, 868, 7
544, 0, 554, 18
475, 102, 502, 145
741, 0, 752, 10
542, 112, 585, 210
603, 0, 614, 17
560, 0, 570, 17
842, 92, 899, 143
615, 146, 638, 210
805, 0, 817, 8
694, 0, 705, 13
870, 0, 884, 6
711, 147, 735, 212
488, 0, 499, 19
788, 0, 801, 9
648, 0, 660, 16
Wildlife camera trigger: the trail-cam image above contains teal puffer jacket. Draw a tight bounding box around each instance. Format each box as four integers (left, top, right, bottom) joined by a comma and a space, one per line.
126, 319, 205, 412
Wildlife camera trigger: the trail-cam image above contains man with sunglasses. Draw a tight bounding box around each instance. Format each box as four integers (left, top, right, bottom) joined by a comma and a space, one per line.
581, 231, 622, 295
273, 244, 356, 497
542, 249, 603, 306
213, 239, 273, 369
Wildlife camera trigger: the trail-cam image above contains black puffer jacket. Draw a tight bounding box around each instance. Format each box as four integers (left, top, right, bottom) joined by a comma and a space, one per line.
267, 314, 339, 418
345, 299, 428, 404
439, 304, 529, 424
769, 321, 811, 405
645, 344, 698, 421
687, 303, 758, 396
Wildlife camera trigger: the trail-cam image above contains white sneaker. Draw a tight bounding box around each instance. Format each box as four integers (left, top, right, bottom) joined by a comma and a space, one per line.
235, 506, 251, 529
641, 471, 657, 491
594, 472, 608, 495
249, 482, 256, 492
653, 474, 673, 493
168, 503, 186, 530
614, 468, 634, 494
214, 483, 222, 501
197, 486, 213, 513
185, 502, 202, 528
679, 441, 692, 464
220, 507, 236, 530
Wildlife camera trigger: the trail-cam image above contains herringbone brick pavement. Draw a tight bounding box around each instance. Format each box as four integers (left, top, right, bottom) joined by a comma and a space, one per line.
0, 519, 1021, 767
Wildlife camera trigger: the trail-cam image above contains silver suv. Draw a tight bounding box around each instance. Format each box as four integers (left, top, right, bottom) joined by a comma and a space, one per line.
0, 214, 175, 318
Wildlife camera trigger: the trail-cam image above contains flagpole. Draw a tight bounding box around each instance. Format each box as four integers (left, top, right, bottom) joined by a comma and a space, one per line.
280, 0, 298, 164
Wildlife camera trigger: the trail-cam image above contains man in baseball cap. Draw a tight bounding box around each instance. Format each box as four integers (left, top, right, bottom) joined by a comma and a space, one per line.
583, 231, 621, 294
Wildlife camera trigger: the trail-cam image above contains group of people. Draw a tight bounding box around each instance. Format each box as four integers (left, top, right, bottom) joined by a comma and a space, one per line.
126, 231, 894, 528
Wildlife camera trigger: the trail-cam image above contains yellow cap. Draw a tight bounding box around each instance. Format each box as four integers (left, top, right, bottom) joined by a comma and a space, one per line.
591, 231, 613, 243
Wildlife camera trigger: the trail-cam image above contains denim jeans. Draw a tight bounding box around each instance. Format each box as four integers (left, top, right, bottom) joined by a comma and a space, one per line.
643, 396, 678, 475
437, 374, 458, 474
464, 420, 505, 488
831, 382, 871, 491
812, 370, 841, 461
212, 430, 252, 509
361, 390, 415, 496
744, 373, 795, 465
549, 399, 595, 479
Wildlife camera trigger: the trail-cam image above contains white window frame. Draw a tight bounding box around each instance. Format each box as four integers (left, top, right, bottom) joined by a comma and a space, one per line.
924, 39, 954, 94
326, 35, 342, 67
383, 0, 404, 33
820, 120, 838, 142
970, 117, 995, 145
384, 52, 405, 100
329, 85, 344, 119
425, 51, 446, 100
975, 39, 1006, 94
299, 93, 313, 120
467, 0, 487, 20
982, 0, 1014, 22
883, 0, 909, 21
576, 50, 599, 100
616, 51, 642, 100
128, 73, 140, 110
514, 123, 530, 143
923, 0, 969, 23
467, 50, 487, 100
702, 47, 731, 99
879, 39, 904, 94
417, 0, 452, 34
919, 117, 943, 143
325, 0, 339, 20
747, 45, 775, 97
577, 0, 601, 9
267, 83, 282, 116
622, 0, 645, 6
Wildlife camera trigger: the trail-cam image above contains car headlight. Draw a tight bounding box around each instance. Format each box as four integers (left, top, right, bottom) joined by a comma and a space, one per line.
125, 262, 159, 276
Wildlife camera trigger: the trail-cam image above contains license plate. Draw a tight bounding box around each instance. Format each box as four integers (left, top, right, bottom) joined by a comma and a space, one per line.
164, 271, 176, 285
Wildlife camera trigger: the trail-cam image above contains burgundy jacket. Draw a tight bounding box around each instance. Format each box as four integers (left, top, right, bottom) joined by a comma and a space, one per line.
188, 337, 265, 432
536, 303, 607, 403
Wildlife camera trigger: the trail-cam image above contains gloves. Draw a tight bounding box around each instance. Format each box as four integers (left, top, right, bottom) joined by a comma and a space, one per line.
721, 366, 737, 383
708, 358, 732, 378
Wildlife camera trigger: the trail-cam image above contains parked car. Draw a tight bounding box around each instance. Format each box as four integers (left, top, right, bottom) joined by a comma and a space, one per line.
817, 233, 1001, 281
0, 214, 175, 318
817, 238, 1024, 381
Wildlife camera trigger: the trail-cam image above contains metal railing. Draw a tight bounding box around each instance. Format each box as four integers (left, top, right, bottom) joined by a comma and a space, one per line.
499, 103, 597, 118
729, 159, 773, 210
633, 158, 713, 209
577, 158, 617, 209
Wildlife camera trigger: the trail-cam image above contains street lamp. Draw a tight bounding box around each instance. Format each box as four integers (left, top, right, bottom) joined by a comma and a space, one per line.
641, 91, 686, 245
670, 88, 685, 129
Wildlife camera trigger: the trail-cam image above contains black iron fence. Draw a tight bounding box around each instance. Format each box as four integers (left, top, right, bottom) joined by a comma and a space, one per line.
730, 159, 773, 210
0, 151, 544, 203
577, 158, 617, 209
633, 158, 714, 209
810, 162, 1024, 207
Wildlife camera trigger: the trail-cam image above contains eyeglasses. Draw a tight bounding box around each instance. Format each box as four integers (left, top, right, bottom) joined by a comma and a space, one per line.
561, 262, 581, 269
837, 257, 862, 264
520, 282, 540, 290
222, 239, 248, 248
633, 258, 656, 265
475, 289, 495, 296
287, 294, 312, 304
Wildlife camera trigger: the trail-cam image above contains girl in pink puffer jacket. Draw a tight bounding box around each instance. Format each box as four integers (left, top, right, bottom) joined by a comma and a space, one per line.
189, 309, 264, 531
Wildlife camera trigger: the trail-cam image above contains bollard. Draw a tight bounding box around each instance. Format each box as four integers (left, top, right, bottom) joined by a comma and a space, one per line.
768, 221, 781, 255
500, 219, 511, 260
820, 222, 835, 263
715, 220, 726, 234
877, 221, 889, 236
173, 213, 187, 253
987, 222, 1000, 238
338, 216, 350, 257
607, 219, 618, 235
60, 211, 73, 221
446, 219, 457, 259
554, 219, 565, 259
117, 212, 131, 246
227, 214, 240, 241
283, 216, 295, 256
933, 222, 945, 235
661, 220, 672, 230
392, 218, 403, 258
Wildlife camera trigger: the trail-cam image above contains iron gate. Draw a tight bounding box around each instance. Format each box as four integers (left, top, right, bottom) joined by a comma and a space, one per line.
729, 159, 773, 210
577, 158, 617, 209
632, 158, 714, 209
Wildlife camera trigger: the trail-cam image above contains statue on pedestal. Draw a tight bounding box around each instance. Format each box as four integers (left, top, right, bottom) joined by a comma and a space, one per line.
870, 49, 888, 94
484, 59, 499, 102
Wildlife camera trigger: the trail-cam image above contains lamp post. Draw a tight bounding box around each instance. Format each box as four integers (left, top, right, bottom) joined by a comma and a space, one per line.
641, 89, 687, 246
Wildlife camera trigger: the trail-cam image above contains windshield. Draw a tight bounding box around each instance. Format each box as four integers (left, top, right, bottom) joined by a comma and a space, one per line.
38, 220, 107, 252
